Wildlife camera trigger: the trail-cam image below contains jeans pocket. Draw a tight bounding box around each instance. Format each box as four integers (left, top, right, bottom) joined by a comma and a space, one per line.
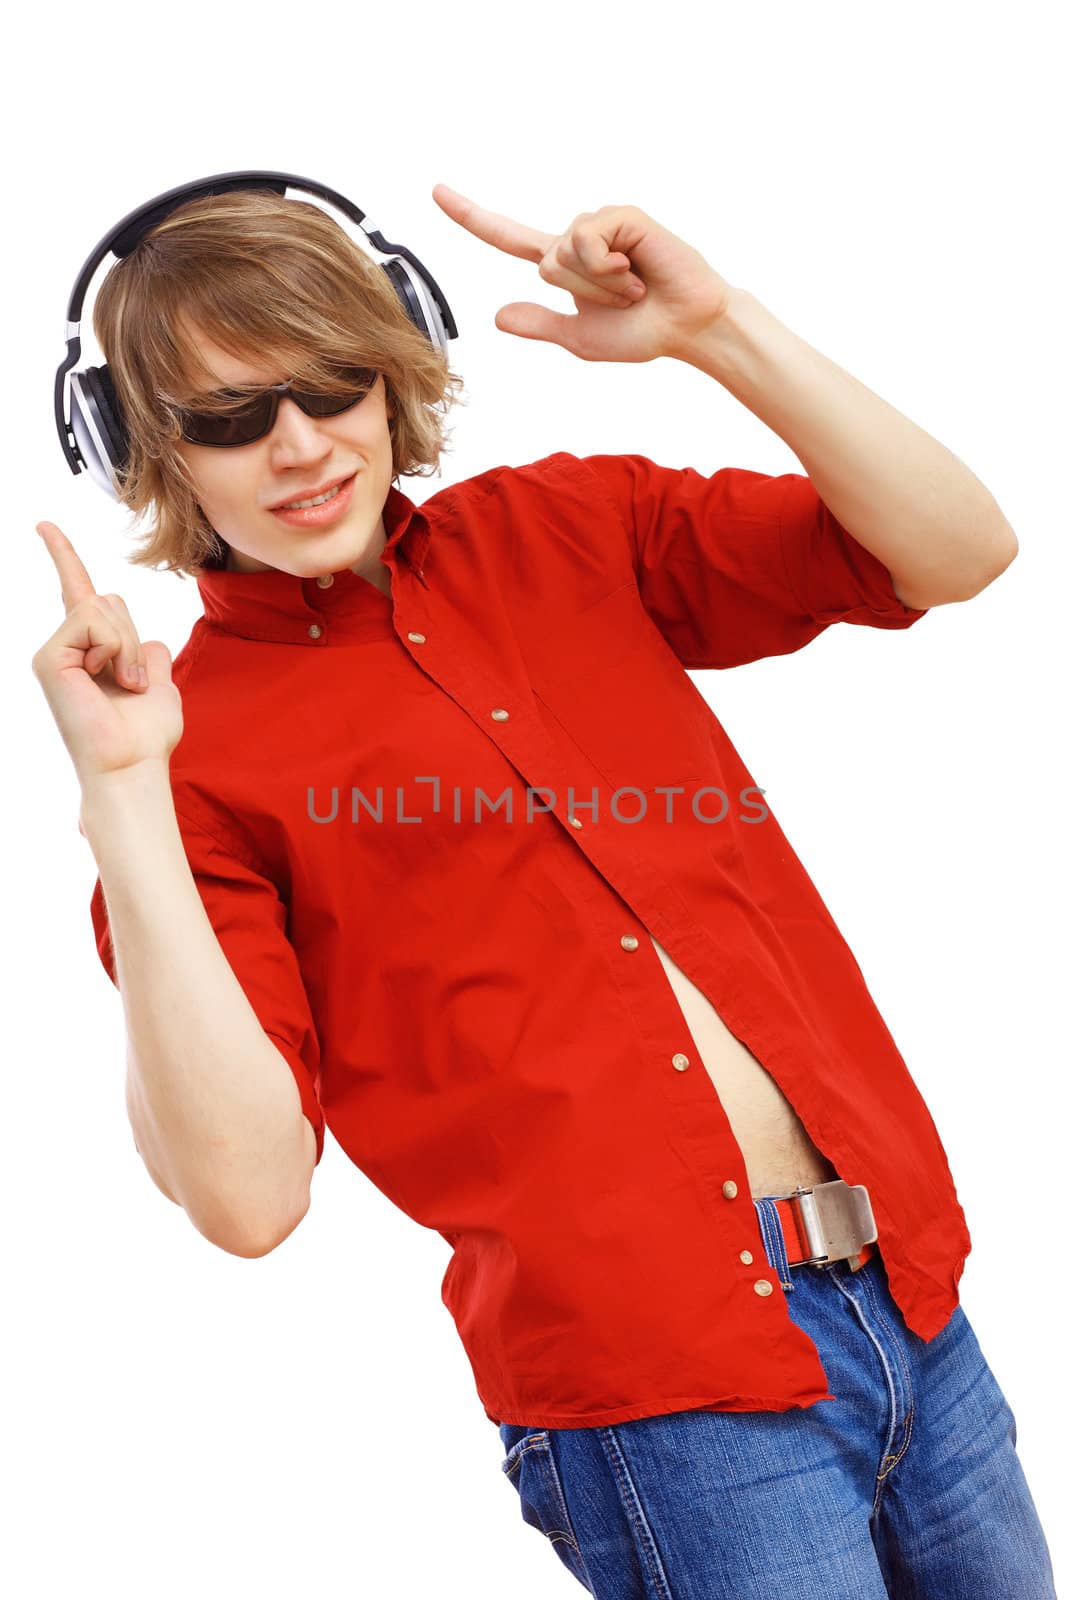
500, 1426, 593, 1592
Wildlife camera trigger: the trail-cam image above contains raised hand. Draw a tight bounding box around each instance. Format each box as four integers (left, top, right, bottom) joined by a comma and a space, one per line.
431, 183, 734, 364
31, 521, 184, 788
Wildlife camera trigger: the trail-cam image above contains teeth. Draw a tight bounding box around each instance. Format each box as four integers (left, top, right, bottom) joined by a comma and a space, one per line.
280, 480, 345, 511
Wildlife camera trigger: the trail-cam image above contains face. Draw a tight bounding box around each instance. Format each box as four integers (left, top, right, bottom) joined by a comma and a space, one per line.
175, 322, 397, 586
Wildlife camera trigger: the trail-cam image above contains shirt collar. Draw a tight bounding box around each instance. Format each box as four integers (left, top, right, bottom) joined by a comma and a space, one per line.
193, 481, 432, 644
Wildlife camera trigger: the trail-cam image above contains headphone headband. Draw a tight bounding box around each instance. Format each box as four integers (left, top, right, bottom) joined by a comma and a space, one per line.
54, 168, 459, 496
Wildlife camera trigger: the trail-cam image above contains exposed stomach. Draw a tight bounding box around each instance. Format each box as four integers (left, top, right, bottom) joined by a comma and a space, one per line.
649, 935, 837, 1198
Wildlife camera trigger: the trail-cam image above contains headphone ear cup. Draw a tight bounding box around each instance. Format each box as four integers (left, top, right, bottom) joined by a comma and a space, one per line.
382, 259, 448, 351
88, 366, 130, 475
70, 365, 129, 499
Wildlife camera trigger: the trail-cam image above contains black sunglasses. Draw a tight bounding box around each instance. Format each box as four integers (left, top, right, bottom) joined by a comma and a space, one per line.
176, 366, 379, 447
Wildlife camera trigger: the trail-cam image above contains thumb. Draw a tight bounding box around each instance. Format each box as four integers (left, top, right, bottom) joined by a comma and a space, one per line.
142, 640, 174, 682
494, 301, 579, 350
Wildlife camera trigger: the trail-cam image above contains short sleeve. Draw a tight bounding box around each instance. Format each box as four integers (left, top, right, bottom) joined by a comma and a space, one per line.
775, 472, 930, 631
88, 808, 326, 1166
579, 452, 928, 669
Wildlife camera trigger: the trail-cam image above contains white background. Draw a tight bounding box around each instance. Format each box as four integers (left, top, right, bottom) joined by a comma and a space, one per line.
5, 1, 1064, 1594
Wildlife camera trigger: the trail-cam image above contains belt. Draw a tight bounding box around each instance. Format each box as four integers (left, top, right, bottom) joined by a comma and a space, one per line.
767, 1179, 878, 1272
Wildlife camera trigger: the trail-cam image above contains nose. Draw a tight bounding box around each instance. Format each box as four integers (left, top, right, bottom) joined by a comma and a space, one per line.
269, 395, 334, 461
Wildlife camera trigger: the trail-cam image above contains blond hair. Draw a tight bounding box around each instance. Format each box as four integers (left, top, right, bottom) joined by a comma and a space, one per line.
91, 189, 467, 576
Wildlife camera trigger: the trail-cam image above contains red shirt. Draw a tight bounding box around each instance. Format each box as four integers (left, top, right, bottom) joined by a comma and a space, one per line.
88, 450, 971, 1429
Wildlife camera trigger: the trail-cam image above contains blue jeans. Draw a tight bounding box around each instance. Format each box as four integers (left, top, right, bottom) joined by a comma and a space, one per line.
499, 1195, 1057, 1598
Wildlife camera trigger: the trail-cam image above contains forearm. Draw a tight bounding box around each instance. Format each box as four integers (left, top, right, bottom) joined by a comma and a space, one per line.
673, 287, 1018, 608
80, 761, 312, 1256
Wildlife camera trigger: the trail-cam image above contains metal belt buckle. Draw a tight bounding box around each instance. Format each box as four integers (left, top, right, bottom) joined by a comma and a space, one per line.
793, 1180, 878, 1271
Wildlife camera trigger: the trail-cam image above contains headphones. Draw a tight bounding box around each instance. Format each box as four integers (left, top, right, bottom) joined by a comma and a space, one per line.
52, 169, 460, 500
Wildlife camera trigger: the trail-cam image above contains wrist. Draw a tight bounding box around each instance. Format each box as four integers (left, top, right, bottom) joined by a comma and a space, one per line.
79, 759, 174, 835
668, 284, 765, 378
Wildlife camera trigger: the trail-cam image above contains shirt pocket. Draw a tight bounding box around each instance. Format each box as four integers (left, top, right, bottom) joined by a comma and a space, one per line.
523, 579, 713, 794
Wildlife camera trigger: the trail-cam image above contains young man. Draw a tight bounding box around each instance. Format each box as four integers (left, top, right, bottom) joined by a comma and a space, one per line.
33, 184, 1055, 1598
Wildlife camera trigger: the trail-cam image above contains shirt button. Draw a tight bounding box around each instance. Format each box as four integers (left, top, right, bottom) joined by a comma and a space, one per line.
308, 624, 323, 639
671, 1053, 689, 1071
722, 1180, 738, 1200
568, 815, 582, 829
620, 935, 639, 951
316, 573, 334, 588
407, 631, 426, 644
739, 1249, 754, 1265
753, 1279, 774, 1297
491, 708, 510, 721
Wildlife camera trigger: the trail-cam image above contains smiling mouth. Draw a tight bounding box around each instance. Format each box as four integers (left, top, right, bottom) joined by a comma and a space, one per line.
269, 472, 359, 528
272, 472, 356, 511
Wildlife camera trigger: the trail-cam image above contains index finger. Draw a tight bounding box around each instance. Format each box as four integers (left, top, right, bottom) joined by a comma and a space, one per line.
431, 183, 554, 264
36, 522, 98, 614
